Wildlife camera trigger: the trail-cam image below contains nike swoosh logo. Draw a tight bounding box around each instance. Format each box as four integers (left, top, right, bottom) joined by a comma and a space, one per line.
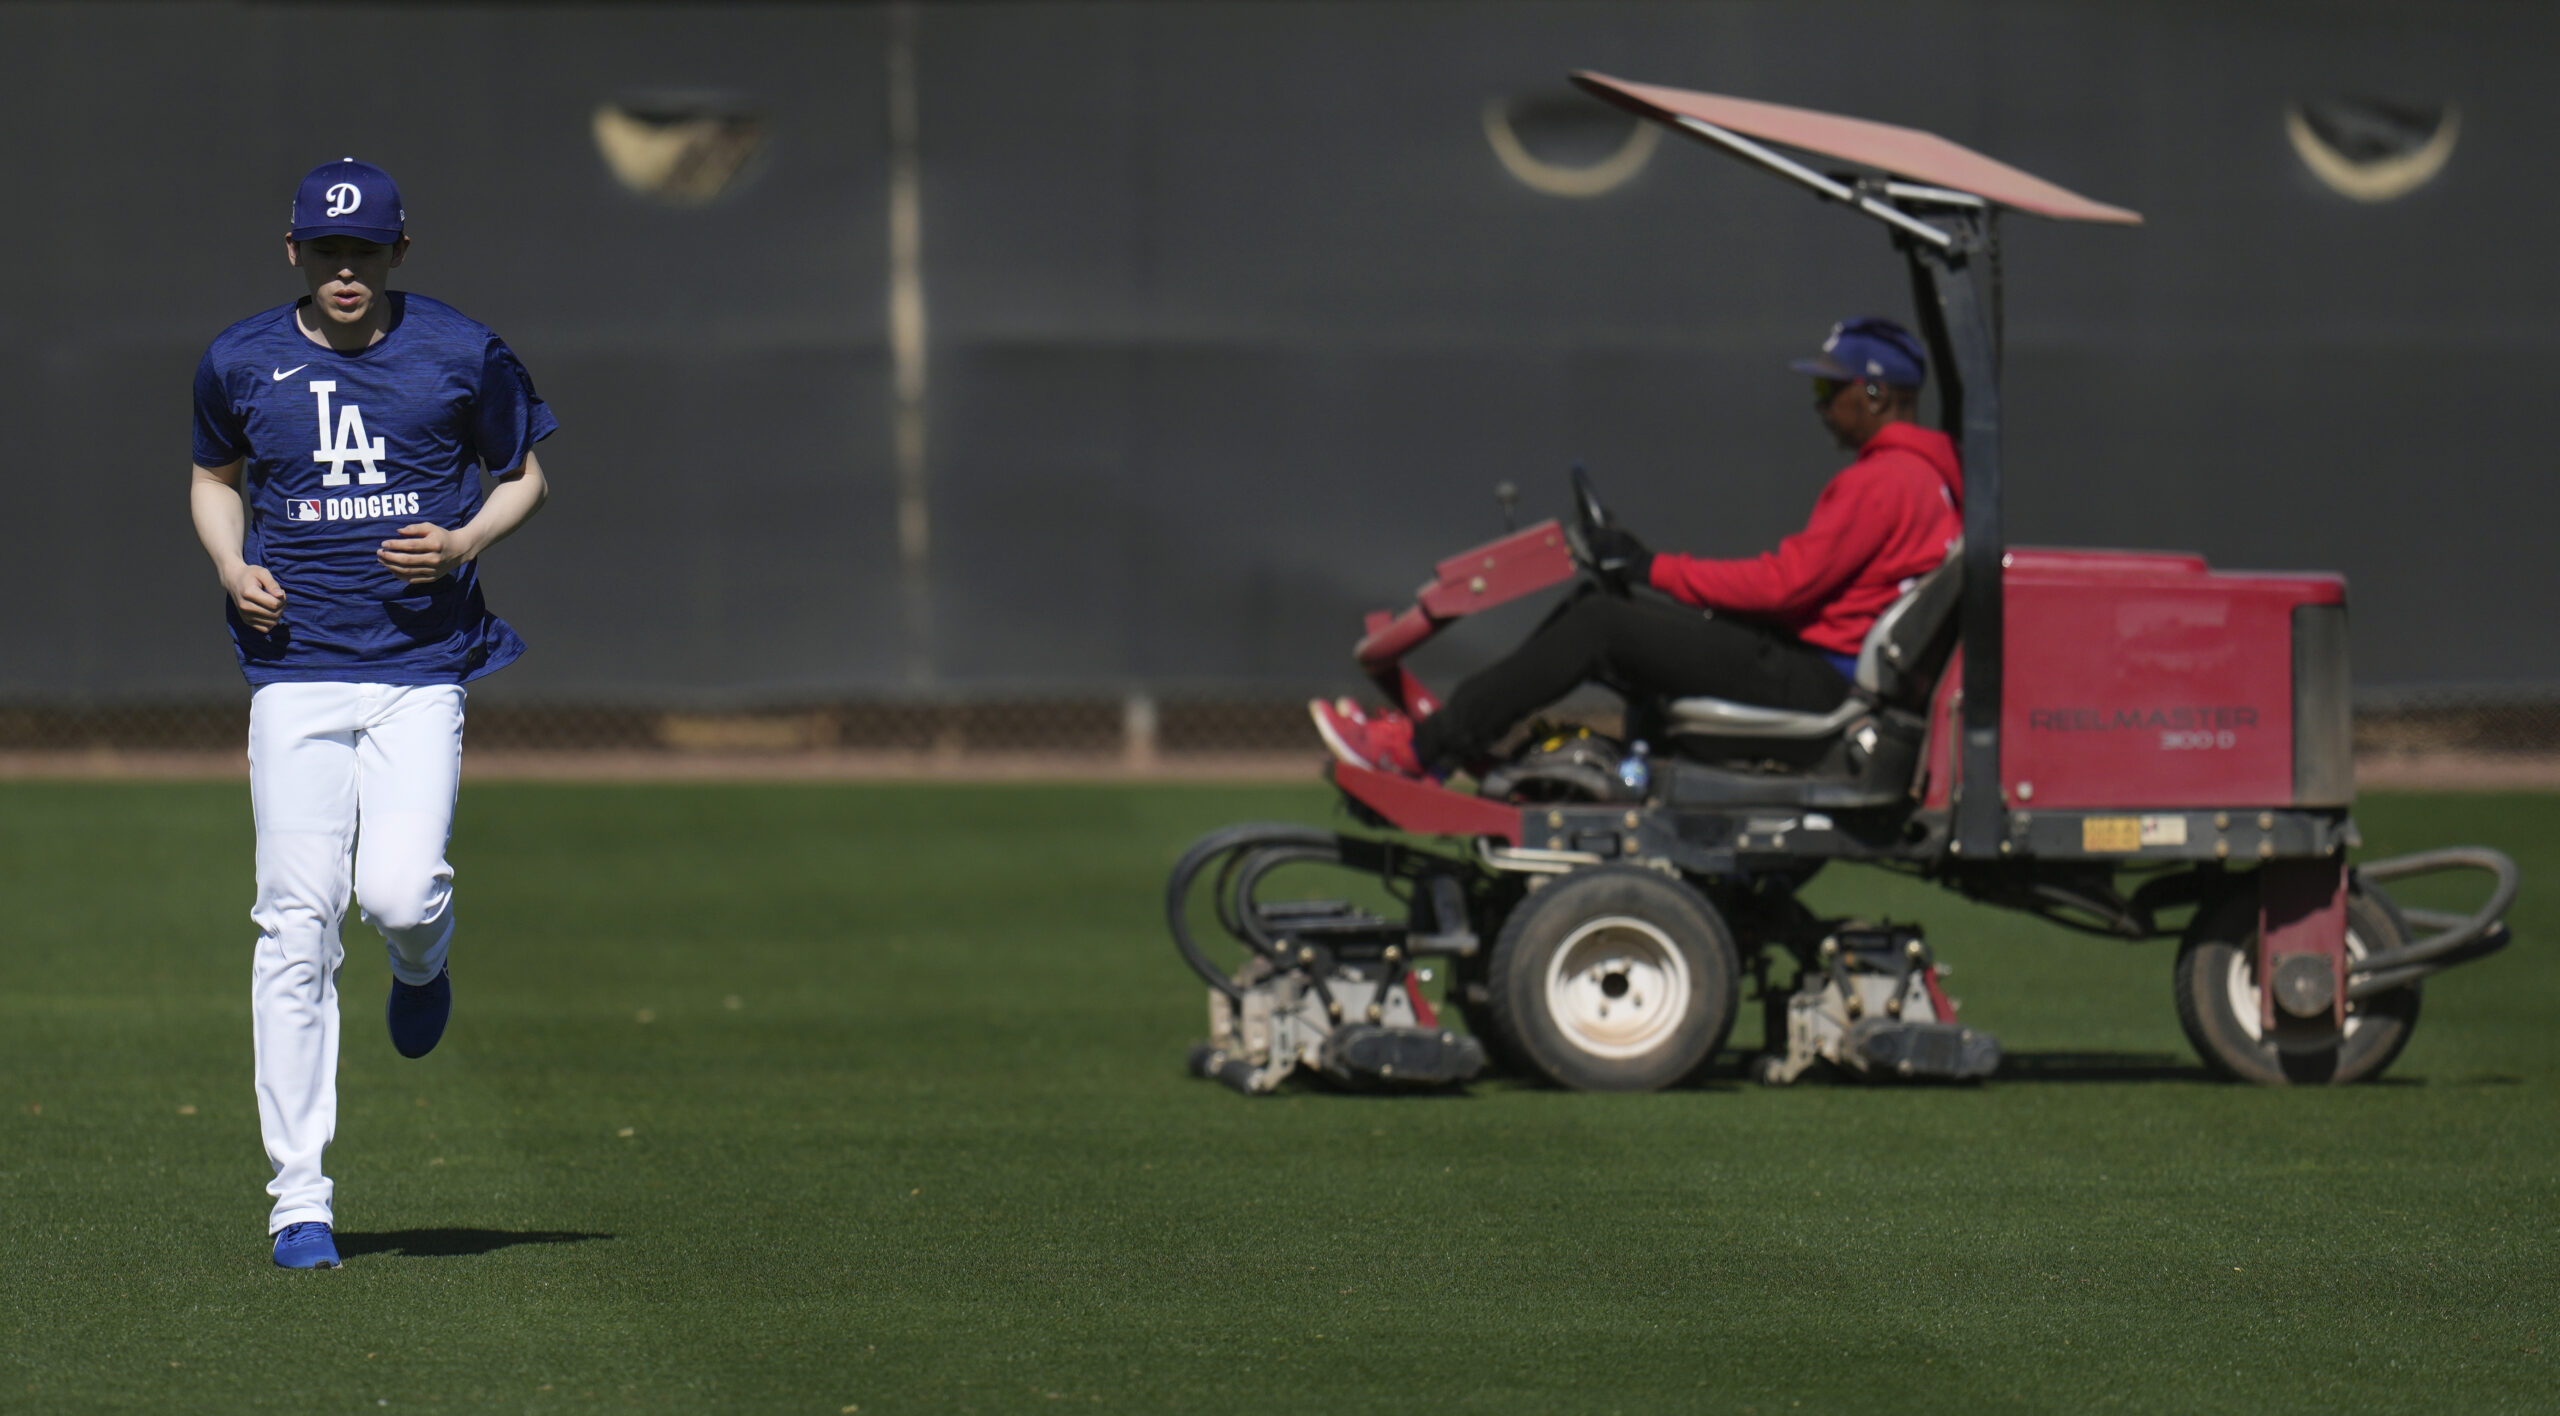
272, 364, 309, 382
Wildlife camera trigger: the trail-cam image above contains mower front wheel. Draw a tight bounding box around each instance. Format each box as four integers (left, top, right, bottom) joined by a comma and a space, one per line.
1484, 866, 1739, 1091
2172, 881, 2421, 1085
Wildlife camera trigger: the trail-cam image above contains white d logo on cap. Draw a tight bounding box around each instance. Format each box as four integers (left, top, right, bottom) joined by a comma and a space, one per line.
324, 183, 363, 218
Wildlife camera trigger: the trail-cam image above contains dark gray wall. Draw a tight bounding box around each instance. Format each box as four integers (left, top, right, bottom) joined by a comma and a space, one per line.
4, 1, 2548, 701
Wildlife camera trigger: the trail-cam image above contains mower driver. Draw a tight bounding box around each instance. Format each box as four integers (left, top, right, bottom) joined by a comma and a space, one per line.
1310, 316, 1962, 778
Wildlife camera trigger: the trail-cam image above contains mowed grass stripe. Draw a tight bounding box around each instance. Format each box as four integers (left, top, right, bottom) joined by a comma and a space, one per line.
2, 782, 2554, 1413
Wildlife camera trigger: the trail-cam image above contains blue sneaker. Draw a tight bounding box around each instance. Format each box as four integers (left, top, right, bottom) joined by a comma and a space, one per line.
272, 1221, 341, 1269
387, 970, 452, 1059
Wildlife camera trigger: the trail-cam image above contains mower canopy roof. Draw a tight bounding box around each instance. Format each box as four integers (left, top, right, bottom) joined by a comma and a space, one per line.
1573, 71, 2142, 225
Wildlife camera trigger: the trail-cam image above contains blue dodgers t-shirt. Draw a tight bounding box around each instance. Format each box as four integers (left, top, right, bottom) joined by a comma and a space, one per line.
193, 293, 556, 686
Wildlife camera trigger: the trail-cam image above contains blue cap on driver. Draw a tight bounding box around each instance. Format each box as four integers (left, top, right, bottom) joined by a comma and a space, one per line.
1790, 316, 1926, 388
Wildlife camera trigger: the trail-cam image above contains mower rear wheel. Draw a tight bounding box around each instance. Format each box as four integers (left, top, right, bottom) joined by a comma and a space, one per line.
2172, 882, 2421, 1085
1485, 866, 1738, 1091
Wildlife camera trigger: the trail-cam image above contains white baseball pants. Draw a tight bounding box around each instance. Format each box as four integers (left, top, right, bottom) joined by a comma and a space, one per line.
248, 681, 465, 1234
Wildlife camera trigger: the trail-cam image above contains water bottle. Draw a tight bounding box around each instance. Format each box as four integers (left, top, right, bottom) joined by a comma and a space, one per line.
1617, 739, 1651, 795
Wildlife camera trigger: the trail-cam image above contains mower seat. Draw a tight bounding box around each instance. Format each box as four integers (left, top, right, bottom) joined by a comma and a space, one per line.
1664, 544, 1964, 739
1643, 547, 1963, 811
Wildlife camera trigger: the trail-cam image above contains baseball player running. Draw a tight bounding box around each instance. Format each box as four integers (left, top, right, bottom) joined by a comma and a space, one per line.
188, 159, 555, 1269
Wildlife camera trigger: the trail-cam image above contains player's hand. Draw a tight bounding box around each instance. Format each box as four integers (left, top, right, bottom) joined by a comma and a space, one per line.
224, 564, 287, 633
378, 524, 477, 584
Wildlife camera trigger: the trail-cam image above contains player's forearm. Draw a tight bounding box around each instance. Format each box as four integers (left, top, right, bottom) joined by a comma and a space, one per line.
457, 453, 549, 560
190, 465, 251, 575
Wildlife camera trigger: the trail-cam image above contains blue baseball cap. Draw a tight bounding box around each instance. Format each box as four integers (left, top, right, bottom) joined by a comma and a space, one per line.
1790, 317, 1926, 389
289, 158, 405, 244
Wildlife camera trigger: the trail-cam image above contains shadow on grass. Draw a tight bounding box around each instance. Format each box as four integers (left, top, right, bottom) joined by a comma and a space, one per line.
336, 1228, 613, 1259
1995, 1051, 2441, 1085
1193, 1049, 2390, 1092
1996, 1050, 2213, 1083
1698, 1047, 2212, 1086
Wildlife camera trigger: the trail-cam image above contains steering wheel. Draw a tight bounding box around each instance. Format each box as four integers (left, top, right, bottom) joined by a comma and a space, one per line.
1563, 464, 1636, 594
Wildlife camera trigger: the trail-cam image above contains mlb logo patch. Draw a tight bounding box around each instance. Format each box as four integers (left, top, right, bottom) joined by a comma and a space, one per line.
291, 499, 322, 522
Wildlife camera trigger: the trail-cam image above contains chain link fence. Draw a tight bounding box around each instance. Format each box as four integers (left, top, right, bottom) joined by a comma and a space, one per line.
0, 696, 1323, 766
2341, 686, 2560, 766
5, 689, 2559, 776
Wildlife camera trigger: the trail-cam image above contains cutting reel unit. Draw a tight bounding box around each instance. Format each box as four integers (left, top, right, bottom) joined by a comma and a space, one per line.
1170, 824, 1488, 1095
1754, 923, 2000, 1085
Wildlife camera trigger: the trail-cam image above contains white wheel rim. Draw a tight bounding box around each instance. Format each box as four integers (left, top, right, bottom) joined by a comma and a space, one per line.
1544, 915, 1692, 1059
2224, 925, 2372, 1044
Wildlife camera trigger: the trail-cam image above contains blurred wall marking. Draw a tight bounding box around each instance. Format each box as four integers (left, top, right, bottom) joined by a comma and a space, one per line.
592, 94, 766, 205
889, 3, 934, 681
1483, 89, 1660, 198
2286, 97, 2458, 202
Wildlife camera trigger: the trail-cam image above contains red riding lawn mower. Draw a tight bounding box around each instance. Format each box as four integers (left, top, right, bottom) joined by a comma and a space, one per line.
1171, 73, 2516, 1094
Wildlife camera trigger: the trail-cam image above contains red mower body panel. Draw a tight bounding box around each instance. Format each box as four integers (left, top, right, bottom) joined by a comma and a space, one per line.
1989, 549, 2351, 812
1333, 761, 1523, 843
1357, 520, 1576, 673
1358, 519, 1577, 714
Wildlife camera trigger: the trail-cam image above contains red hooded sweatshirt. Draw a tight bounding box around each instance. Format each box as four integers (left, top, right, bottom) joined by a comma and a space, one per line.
1646, 422, 1963, 658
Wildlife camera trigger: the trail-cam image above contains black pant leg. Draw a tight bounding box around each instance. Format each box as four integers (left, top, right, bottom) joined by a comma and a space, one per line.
1590, 598, 1851, 711
1413, 592, 1848, 767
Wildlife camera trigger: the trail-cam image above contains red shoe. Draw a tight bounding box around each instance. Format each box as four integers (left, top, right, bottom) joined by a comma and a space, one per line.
1308, 699, 1424, 777
1364, 709, 1425, 775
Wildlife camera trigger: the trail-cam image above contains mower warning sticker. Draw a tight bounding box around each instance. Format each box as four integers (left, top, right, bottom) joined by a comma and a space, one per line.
2081, 815, 2188, 852
2083, 817, 2142, 852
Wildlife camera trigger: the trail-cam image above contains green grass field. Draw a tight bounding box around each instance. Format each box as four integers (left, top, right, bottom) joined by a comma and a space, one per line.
5, 780, 2556, 1414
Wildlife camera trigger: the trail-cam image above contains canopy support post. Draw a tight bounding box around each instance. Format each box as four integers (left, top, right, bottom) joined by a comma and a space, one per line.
1906, 215, 2006, 861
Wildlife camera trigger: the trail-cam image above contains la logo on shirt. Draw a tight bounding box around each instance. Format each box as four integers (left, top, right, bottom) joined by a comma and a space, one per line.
285, 378, 407, 518
307, 380, 388, 487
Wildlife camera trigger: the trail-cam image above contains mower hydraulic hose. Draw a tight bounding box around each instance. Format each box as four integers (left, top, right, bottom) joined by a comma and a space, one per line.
1229, 838, 1359, 957
2344, 847, 2520, 998
1164, 824, 1344, 1000
2349, 925, 2510, 1000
